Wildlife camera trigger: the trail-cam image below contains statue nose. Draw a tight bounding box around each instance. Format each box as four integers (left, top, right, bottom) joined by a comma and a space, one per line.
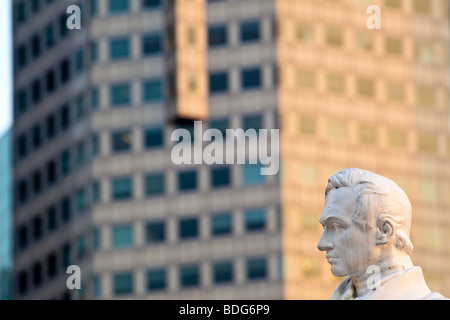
317, 233, 333, 251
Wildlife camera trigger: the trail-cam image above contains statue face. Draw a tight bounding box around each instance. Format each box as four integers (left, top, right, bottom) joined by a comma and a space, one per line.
318, 187, 376, 277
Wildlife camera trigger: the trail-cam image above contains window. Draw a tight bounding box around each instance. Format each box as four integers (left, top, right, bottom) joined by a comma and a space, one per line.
240, 20, 260, 43
32, 216, 43, 241
93, 228, 102, 251
387, 83, 404, 101
144, 126, 164, 149
147, 268, 166, 291
180, 265, 200, 288
211, 213, 232, 236
418, 132, 437, 154
213, 261, 233, 284
327, 74, 345, 93
91, 87, 100, 110
358, 125, 377, 144
146, 221, 165, 244
241, 67, 261, 90
110, 37, 130, 60
179, 217, 199, 240
90, 0, 99, 16
416, 86, 435, 108
59, 13, 68, 39
299, 116, 316, 135
384, 0, 401, 9
208, 25, 227, 47
62, 243, 71, 269
326, 28, 343, 47
61, 197, 71, 223
111, 130, 133, 152
60, 104, 71, 130
47, 206, 57, 233
357, 78, 374, 97
91, 134, 100, 157
385, 37, 402, 55
31, 79, 41, 104
109, 0, 129, 14
415, 41, 434, 64
209, 72, 228, 94
76, 189, 87, 213
17, 134, 27, 159
145, 173, 165, 196
31, 124, 42, 149
17, 225, 28, 250
93, 276, 102, 299
110, 83, 131, 107
16, 90, 27, 114
355, 32, 373, 51
246, 257, 267, 281
210, 118, 229, 136
142, 33, 163, 56
178, 170, 197, 192
60, 59, 71, 84
46, 160, 57, 185
61, 150, 71, 176
75, 49, 84, 73
388, 129, 407, 148
17, 271, 28, 296
17, 45, 27, 68
143, 79, 164, 103
47, 253, 57, 279
113, 272, 133, 295
211, 166, 231, 188
142, 0, 162, 10
18, 179, 28, 204
90, 41, 99, 64
245, 209, 266, 232
31, 34, 41, 59
413, 0, 430, 14
16, 2, 27, 25
32, 170, 42, 194
243, 114, 263, 132
112, 177, 133, 200
298, 69, 315, 88
243, 163, 265, 186
77, 236, 87, 259
113, 224, 133, 249
46, 70, 56, 94
296, 23, 314, 43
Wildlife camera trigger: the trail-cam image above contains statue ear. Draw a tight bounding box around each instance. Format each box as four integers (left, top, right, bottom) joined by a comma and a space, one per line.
375, 218, 394, 245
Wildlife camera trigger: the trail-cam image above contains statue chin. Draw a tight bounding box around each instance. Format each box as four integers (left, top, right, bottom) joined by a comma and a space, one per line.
330, 265, 348, 278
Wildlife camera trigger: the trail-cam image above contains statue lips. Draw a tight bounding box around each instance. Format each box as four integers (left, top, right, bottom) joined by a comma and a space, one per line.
326, 255, 339, 264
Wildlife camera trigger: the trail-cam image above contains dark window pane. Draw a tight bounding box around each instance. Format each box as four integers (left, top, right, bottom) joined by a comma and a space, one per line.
144, 127, 164, 149
240, 20, 260, 43
112, 224, 133, 248
247, 257, 267, 280
210, 118, 229, 137
143, 79, 164, 103
112, 177, 133, 200
209, 72, 228, 94
178, 171, 197, 192
46, 114, 56, 139
142, 33, 162, 56
146, 221, 165, 244
47, 253, 57, 278
111, 130, 132, 152
142, 0, 161, 10
61, 197, 71, 223
243, 114, 263, 131
113, 273, 133, 295
212, 213, 232, 236
241, 68, 261, 90
32, 263, 42, 287
179, 217, 198, 240
208, 25, 227, 47
213, 261, 233, 284
17, 225, 28, 250
147, 269, 166, 291
110, 83, 131, 107
145, 173, 165, 196
47, 206, 57, 232
110, 37, 130, 60
109, 0, 129, 13
245, 208, 266, 232
180, 265, 199, 288
211, 166, 230, 188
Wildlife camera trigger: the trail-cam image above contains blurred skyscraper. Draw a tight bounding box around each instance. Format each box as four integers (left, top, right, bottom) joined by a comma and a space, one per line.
12, 0, 450, 300
0, 129, 12, 300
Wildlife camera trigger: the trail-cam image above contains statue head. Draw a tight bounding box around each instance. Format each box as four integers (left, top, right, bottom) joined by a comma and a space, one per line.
317, 168, 413, 277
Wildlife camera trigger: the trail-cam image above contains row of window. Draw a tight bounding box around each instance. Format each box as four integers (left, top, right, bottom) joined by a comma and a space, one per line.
293, 116, 445, 154
107, 256, 270, 297
14, 0, 163, 26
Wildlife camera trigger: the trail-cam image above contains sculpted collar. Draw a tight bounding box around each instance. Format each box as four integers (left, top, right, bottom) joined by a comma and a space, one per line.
330, 266, 443, 300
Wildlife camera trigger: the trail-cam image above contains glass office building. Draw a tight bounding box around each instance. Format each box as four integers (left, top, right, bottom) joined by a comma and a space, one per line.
12, 0, 450, 299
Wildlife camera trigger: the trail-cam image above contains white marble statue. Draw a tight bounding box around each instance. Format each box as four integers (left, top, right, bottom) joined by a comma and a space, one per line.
317, 168, 447, 300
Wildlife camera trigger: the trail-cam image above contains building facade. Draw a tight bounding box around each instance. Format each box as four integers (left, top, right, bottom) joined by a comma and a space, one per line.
0, 129, 13, 300
12, 0, 450, 300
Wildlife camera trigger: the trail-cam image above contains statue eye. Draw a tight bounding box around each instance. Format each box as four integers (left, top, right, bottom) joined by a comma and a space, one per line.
333, 223, 343, 230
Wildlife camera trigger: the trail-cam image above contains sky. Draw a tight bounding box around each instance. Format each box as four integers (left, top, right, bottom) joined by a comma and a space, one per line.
0, 1, 12, 138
